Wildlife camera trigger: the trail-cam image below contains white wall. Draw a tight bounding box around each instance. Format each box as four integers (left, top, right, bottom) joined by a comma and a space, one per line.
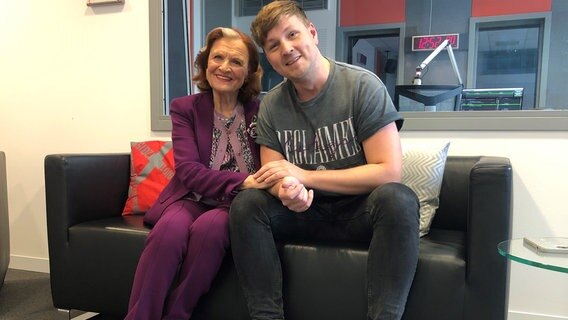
352, 39, 376, 71
0, 1, 168, 270
0, 1, 567, 319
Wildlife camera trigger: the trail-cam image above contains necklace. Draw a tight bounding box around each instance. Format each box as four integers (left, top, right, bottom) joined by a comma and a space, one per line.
214, 102, 241, 126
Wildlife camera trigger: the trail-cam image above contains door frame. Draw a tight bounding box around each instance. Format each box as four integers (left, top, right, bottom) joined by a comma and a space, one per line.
336, 23, 406, 86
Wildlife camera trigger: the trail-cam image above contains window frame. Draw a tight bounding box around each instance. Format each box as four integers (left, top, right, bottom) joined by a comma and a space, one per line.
149, 0, 170, 131
152, 4, 568, 132
150, 0, 194, 131
401, 12, 568, 131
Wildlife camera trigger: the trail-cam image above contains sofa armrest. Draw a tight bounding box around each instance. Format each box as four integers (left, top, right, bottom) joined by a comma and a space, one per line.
44, 153, 131, 246
1, 151, 10, 289
465, 156, 512, 320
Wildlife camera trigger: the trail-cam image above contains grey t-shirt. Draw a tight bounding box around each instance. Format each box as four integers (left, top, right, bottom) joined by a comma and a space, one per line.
256, 58, 403, 173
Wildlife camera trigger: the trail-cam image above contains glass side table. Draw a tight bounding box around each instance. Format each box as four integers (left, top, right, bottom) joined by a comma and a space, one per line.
498, 238, 568, 273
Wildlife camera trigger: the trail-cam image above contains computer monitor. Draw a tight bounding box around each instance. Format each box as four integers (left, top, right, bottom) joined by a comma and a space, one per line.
461, 88, 524, 111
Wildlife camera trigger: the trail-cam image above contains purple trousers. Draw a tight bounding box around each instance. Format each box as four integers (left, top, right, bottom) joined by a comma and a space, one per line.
125, 198, 230, 320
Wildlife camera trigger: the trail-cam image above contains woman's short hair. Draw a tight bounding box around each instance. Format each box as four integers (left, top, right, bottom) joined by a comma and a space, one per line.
193, 27, 263, 102
250, 0, 309, 48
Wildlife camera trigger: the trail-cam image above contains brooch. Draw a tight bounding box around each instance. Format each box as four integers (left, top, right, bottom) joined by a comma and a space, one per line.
247, 115, 257, 139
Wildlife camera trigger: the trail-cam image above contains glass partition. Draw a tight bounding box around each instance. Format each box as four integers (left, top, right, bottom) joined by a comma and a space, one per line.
150, 0, 568, 131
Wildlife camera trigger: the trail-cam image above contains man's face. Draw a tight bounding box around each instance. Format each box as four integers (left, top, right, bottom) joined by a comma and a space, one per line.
263, 15, 319, 82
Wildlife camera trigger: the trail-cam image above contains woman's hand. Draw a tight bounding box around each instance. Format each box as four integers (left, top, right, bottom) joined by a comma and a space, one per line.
278, 176, 314, 213
239, 174, 276, 190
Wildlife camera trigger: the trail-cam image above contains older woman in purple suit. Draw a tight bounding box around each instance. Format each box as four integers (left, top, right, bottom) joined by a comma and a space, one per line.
125, 27, 271, 320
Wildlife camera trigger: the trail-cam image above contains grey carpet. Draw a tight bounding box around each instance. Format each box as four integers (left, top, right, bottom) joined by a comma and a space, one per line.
0, 269, 121, 320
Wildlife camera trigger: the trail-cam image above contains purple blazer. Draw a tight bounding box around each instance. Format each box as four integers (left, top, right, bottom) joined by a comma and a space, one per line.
144, 92, 261, 226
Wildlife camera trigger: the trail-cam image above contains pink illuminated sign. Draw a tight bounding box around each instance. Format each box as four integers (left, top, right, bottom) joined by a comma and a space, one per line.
412, 33, 460, 51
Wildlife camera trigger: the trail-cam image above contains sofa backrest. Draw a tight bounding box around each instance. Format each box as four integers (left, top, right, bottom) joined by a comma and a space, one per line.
431, 156, 480, 232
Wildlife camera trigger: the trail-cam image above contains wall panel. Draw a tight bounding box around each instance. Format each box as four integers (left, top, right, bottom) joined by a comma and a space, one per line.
339, 0, 404, 26
472, 0, 551, 17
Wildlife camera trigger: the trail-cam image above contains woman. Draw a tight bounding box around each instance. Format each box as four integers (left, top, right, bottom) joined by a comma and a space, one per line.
125, 27, 269, 320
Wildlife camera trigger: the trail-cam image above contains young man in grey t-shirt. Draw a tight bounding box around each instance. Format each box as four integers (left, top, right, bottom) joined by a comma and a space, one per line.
229, 1, 420, 319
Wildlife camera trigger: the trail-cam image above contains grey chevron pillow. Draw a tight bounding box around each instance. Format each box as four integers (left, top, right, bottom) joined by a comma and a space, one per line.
402, 141, 450, 237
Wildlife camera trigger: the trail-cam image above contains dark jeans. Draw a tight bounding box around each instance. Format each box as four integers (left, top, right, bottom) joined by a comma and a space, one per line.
229, 182, 420, 320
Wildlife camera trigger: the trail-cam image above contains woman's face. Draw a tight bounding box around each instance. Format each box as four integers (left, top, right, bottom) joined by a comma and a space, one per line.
206, 37, 250, 97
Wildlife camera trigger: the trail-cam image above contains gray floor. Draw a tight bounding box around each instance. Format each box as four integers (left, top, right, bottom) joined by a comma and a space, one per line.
0, 269, 121, 320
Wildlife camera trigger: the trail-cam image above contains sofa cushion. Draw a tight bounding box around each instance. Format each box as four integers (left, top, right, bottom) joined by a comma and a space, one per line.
66, 216, 467, 320
402, 141, 450, 237
122, 141, 175, 215
404, 229, 466, 319
281, 243, 368, 320
280, 233, 465, 320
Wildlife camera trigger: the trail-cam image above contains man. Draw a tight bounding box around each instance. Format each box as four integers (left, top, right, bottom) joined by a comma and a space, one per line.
229, 1, 420, 319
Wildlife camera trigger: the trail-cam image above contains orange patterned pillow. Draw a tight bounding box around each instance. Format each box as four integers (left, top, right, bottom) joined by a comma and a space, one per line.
122, 141, 175, 215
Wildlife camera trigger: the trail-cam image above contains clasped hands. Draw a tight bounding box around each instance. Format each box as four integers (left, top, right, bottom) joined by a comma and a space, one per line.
254, 160, 314, 213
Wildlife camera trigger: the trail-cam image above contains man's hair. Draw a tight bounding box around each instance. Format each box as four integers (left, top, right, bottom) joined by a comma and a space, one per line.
193, 27, 263, 102
250, 0, 310, 49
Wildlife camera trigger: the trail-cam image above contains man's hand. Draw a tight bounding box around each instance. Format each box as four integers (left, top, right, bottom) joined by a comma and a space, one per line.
254, 160, 307, 185
279, 176, 314, 213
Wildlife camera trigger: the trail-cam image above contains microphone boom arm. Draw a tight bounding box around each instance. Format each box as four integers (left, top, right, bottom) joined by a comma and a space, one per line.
413, 39, 463, 86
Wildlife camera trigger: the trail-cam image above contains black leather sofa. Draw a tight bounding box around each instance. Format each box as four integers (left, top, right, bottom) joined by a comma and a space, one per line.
45, 153, 512, 320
